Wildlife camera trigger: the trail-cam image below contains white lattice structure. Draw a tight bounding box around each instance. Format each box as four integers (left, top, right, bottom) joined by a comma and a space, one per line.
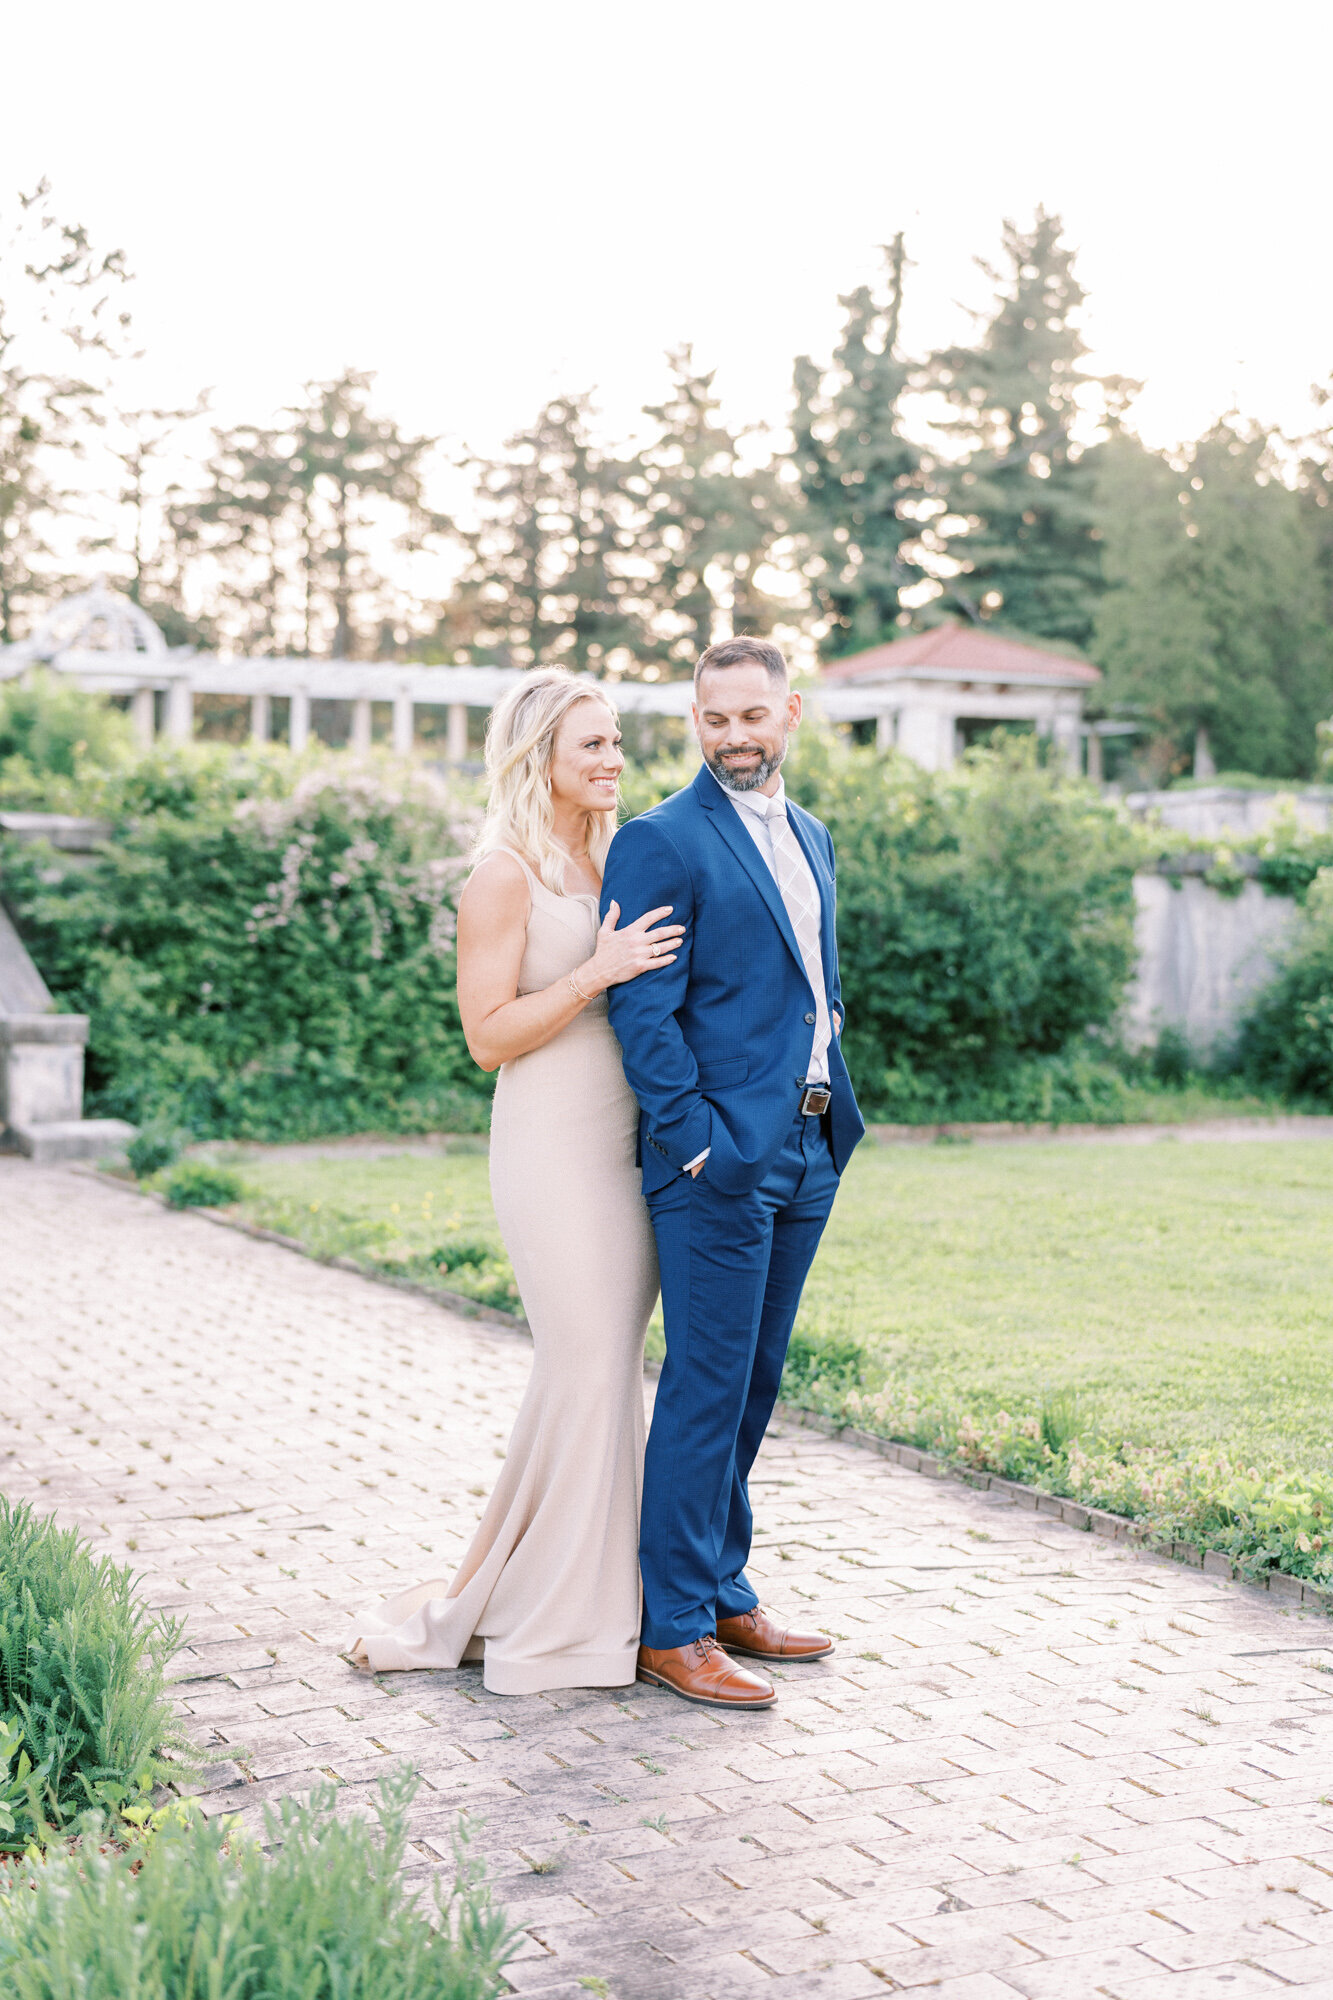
4, 578, 169, 669
0, 582, 1100, 771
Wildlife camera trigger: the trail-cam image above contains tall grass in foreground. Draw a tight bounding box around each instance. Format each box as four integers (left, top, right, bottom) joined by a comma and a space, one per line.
0, 1768, 517, 1999
0, 1501, 199, 1851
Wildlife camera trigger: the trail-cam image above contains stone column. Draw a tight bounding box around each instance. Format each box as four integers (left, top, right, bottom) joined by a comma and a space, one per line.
392, 691, 414, 756
896, 702, 946, 769
875, 711, 896, 753
1086, 729, 1104, 784
131, 685, 155, 749
447, 702, 468, 763
250, 692, 271, 744
1051, 710, 1081, 774
164, 680, 194, 742
351, 698, 372, 755
289, 689, 311, 754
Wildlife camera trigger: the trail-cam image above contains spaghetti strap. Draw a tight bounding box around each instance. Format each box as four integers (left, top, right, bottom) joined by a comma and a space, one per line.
482, 847, 599, 909
492, 847, 543, 892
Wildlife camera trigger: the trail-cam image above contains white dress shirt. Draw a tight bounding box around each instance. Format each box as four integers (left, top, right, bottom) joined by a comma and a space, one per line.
722, 777, 831, 1086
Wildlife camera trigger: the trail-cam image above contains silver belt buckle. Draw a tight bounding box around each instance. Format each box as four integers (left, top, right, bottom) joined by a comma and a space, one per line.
799, 1083, 832, 1116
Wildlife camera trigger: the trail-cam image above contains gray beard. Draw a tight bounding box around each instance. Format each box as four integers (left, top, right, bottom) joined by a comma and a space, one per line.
706, 734, 787, 794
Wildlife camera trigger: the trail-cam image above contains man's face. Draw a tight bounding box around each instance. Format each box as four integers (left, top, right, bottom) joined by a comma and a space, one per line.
693, 663, 802, 795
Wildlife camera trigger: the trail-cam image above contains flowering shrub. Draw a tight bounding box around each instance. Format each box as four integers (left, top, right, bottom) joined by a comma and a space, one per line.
1, 763, 489, 1140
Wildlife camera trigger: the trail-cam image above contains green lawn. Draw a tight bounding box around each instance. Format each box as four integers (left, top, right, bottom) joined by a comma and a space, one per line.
802, 1138, 1333, 1475
221, 1135, 1333, 1578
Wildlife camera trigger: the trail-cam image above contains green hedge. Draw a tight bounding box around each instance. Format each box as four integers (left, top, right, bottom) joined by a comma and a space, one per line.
4, 720, 1144, 1136
2, 759, 490, 1140
628, 734, 1141, 1121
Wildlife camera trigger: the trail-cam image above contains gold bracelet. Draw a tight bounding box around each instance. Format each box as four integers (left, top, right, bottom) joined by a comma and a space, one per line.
568, 970, 592, 1003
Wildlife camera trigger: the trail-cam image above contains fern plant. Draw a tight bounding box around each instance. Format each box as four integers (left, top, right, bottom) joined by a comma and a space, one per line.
0, 1767, 517, 1998
0, 1501, 199, 1850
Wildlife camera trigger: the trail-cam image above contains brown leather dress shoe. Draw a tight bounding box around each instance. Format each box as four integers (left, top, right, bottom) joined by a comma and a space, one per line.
637, 1634, 776, 1709
714, 1607, 834, 1662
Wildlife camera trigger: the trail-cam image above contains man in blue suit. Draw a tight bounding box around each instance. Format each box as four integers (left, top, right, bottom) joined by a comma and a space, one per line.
602, 636, 864, 1710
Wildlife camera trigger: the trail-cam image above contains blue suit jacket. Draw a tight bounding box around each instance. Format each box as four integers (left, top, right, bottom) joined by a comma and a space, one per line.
601, 764, 865, 1197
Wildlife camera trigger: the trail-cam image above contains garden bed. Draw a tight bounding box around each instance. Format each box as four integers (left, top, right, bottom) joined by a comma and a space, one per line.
0, 1495, 515, 1996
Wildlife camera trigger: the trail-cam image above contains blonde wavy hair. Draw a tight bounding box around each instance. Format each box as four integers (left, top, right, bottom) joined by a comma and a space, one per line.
475, 668, 619, 893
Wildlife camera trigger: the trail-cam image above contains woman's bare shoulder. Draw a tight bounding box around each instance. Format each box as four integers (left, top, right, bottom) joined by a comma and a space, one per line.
459, 849, 531, 920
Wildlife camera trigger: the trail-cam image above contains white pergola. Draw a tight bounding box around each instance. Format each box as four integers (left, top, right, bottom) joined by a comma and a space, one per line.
2, 582, 1098, 770
0, 582, 703, 759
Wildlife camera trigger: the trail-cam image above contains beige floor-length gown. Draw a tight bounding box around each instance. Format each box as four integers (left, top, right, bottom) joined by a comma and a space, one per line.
349, 851, 659, 1693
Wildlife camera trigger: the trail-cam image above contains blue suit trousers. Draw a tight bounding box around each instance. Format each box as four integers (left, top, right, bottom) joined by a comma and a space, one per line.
639, 1110, 841, 1651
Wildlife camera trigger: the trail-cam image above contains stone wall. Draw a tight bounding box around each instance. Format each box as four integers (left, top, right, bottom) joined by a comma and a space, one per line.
1125, 871, 1302, 1055
1126, 785, 1333, 839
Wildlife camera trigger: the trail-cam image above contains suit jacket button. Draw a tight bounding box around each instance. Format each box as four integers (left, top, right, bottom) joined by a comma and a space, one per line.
804, 1012, 816, 1025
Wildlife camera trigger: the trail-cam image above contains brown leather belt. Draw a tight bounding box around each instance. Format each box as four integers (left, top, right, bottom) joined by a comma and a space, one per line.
799, 1083, 832, 1116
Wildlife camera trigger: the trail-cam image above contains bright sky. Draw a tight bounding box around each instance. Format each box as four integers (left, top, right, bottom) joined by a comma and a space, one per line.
4, 0, 1331, 483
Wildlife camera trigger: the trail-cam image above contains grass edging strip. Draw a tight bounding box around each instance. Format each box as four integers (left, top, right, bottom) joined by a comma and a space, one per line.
77, 1165, 1333, 1619
80, 1166, 529, 1336
774, 1405, 1333, 1614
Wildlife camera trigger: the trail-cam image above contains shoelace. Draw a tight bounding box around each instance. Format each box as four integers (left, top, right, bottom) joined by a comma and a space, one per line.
690, 1634, 722, 1664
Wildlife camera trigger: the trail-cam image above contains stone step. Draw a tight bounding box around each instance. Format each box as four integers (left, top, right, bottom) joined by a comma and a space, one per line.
4, 1117, 136, 1162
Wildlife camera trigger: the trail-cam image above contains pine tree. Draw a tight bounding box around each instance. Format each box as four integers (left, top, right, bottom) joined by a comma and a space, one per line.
171, 421, 300, 653
286, 371, 443, 658
462, 395, 650, 672
0, 182, 131, 642
172, 373, 445, 657
1094, 423, 1333, 777
636, 347, 786, 671
1296, 377, 1333, 643
80, 399, 215, 647
791, 235, 924, 656
930, 209, 1125, 649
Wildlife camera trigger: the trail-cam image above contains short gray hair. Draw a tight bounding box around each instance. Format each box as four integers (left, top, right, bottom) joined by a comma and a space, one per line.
693, 635, 789, 690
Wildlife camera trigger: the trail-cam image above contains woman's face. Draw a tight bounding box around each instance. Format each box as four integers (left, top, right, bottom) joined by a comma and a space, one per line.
548, 699, 623, 816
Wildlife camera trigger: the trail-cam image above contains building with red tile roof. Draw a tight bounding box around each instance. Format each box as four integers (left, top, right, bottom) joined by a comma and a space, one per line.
816, 622, 1100, 770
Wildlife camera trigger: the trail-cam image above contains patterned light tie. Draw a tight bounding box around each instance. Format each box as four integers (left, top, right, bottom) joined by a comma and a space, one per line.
766, 801, 831, 1081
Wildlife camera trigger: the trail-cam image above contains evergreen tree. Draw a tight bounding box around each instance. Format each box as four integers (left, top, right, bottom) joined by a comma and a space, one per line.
0, 182, 131, 642
462, 395, 650, 671
1296, 377, 1333, 641
930, 209, 1126, 649
791, 235, 924, 656
637, 347, 786, 671
286, 371, 443, 658
1094, 423, 1333, 777
172, 372, 445, 657
81, 399, 215, 647
170, 420, 299, 653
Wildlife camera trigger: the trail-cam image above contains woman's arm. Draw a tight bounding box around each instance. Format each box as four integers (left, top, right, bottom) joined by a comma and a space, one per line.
457, 852, 682, 1072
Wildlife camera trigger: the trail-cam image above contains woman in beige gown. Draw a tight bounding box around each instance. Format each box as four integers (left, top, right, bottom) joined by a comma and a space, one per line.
350, 671, 681, 1694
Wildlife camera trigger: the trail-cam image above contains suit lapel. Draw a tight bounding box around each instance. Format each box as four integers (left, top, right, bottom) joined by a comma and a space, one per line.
692, 764, 808, 980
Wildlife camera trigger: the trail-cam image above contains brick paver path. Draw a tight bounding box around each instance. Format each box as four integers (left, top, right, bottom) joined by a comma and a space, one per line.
5, 1157, 1333, 1998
